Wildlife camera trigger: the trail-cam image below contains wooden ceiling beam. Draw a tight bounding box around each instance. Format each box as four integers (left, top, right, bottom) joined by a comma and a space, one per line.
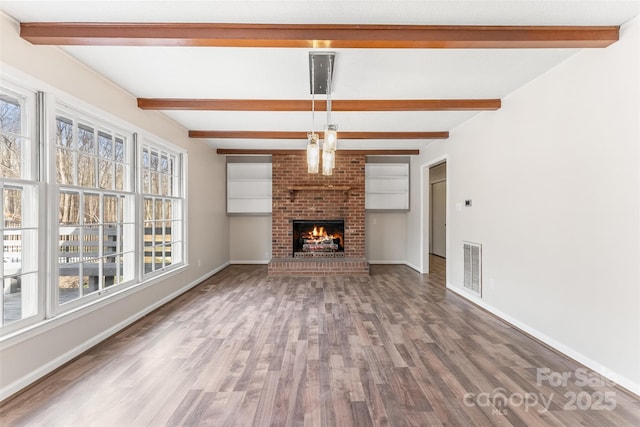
21, 23, 619, 48
138, 98, 501, 111
190, 131, 448, 140
216, 149, 420, 155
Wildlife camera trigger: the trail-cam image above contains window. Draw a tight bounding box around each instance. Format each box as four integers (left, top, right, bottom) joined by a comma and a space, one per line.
0, 83, 40, 328
141, 144, 184, 275
0, 74, 188, 336
55, 109, 135, 308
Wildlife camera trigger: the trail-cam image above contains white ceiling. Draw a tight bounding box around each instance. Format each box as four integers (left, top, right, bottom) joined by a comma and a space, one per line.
1, 1, 639, 151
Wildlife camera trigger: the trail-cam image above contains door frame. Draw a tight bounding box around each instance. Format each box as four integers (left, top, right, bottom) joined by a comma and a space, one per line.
420, 155, 448, 274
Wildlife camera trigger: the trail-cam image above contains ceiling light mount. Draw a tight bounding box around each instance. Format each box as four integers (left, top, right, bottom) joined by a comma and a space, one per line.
309, 52, 335, 95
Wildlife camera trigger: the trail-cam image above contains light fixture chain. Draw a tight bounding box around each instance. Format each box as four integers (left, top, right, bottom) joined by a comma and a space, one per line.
311, 55, 315, 134
326, 55, 332, 125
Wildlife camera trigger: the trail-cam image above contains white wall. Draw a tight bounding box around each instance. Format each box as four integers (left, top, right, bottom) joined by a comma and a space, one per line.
408, 17, 640, 393
0, 12, 229, 400
230, 216, 272, 263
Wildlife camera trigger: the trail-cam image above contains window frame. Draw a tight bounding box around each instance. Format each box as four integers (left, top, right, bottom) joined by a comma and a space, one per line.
0, 71, 189, 338
138, 137, 187, 280
0, 78, 46, 334
51, 104, 138, 315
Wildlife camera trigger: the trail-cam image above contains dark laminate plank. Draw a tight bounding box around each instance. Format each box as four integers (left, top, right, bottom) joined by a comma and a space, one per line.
1, 261, 639, 426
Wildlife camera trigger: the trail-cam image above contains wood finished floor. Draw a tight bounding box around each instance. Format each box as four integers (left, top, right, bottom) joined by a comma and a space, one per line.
1, 257, 639, 426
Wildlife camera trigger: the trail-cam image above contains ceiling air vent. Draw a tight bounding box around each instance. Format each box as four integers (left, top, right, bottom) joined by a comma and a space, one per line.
463, 242, 482, 296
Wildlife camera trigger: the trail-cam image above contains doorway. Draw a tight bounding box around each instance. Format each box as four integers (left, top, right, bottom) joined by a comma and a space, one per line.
429, 162, 447, 259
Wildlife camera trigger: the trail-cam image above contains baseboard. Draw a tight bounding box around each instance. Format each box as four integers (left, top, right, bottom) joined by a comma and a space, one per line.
0, 262, 230, 402
446, 284, 640, 397
404, 261, 422, 273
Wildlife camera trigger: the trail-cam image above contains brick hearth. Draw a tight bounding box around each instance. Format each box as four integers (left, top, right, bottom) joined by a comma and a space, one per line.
268, 153, 369, 275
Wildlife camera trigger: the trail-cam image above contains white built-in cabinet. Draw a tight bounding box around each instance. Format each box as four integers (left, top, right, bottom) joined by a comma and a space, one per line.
365, 157, 410, 211
226, 156, 272, 214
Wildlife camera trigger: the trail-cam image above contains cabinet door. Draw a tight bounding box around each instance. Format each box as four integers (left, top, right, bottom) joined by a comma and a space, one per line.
227, 161, 272, 214
365, 162, 409, 211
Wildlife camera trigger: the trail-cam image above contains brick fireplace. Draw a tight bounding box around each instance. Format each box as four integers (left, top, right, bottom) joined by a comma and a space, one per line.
267, 153, 369, 275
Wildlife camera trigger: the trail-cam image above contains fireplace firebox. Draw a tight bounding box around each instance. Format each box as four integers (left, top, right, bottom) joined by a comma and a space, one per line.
292, 220, 345, 257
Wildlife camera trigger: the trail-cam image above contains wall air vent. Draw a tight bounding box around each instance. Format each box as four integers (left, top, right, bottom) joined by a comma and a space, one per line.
463, 242, 482, 296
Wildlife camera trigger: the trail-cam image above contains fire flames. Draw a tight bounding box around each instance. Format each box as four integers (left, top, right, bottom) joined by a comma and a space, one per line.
311, 226, 326, 238
300, 225, 343, 250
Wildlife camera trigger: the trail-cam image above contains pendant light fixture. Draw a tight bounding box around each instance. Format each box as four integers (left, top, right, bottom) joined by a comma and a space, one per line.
307, 54, 320, 174
307, 132, 319, 173
307, 52, 337, 175
322, 53, 337, 176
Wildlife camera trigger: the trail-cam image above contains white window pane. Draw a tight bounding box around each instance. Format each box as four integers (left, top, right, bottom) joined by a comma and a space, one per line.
168, 174, 174, 197
82, 225, 100, 260
2, 278, 19, 324
154, 199, 163, 221
122, 222, 135, 253
115, 137, 124, 162
0, 93, 21, 134
19, 272, 38, 319
143, 169, 150, 194
59, 226, 80, 263
120, 251, 135, 283
78, 124, 95, 154
172, 241, 183, 264
164, 200, 172, 222
3, 230, 21, 270
102, 257, 117, 288
98, 131, 113, 159
143, 198, 153, 221
98, 159, 114, 190
3, 272, 38, 325
82, 259, 100, 295
160, 154, 168, 173
151, 172, 159, 194
59, 192, 80, 225
83, 194, 100, 224
103, 224, 118, 256
3, 187, 22, 228
56, 147, 75, 185
58, 262, 81, 304
78, 154, 96, 187
118, 195, 127, 223
56, 116, 73, 148
143, 221, 154, 273
0, 134, 22, 179
115, 164, 124, 191
160, 174, 168, 196
150, 151, 159, 171
103, 195, 117, 224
